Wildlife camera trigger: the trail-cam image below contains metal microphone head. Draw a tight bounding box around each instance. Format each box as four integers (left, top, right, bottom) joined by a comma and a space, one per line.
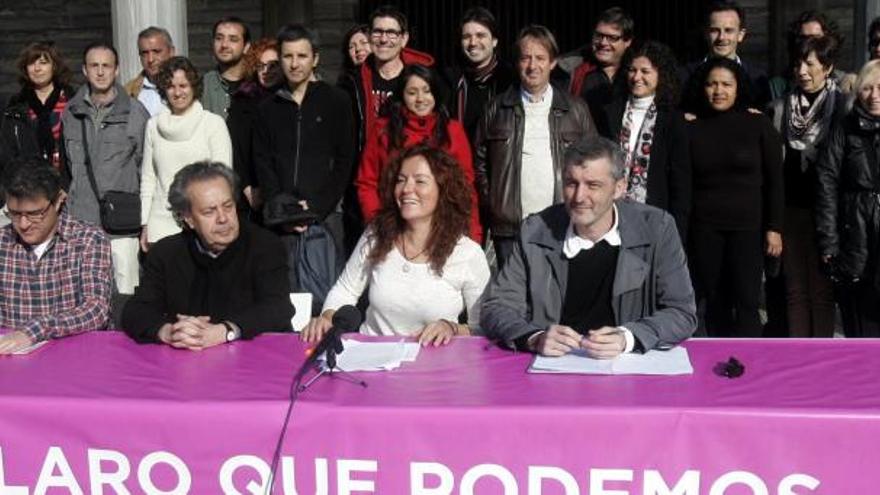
332, 305, 363, 332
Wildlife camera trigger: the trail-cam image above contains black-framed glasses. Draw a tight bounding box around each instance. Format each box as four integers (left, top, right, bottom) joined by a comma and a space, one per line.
370, 28, 403, 40
3, 201, 55, 223
592, 31, 624, 43
256, 61, 278, 72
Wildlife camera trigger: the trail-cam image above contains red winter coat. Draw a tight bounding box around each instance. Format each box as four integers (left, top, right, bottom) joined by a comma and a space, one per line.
356, 111, 483, 243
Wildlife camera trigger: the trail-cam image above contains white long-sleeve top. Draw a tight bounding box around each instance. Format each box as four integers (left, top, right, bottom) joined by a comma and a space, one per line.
323, 232, 491, 336
140, 101, 232, 243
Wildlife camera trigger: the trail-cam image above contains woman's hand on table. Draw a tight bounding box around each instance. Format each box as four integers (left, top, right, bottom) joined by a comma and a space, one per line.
302, 311, 334, 343
415, 320, 459, 347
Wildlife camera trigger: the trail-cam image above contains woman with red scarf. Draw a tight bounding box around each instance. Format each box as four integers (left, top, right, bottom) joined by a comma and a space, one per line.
356, 64, 482, 243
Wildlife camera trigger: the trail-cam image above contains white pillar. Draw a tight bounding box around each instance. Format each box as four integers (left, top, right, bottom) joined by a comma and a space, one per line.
111, 0, 188, 84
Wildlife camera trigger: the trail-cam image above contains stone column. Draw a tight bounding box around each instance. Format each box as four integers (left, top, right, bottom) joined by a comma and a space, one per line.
111, 0, 189, 83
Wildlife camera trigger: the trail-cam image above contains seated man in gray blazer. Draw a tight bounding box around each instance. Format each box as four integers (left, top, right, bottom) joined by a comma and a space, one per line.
481, 136, 696, 357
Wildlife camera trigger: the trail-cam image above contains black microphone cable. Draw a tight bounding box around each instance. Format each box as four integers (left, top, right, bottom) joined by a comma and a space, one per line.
264, 343, 307, 495
264, 305, 363, 494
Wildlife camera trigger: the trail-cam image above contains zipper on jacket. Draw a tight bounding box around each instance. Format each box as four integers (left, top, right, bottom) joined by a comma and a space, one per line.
293, 111, 303, 188
354, 79, 365, 150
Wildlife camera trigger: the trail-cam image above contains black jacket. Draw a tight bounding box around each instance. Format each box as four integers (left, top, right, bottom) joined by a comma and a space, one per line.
0, 94, 40, 174
253, 81, 355, 222
474, 84, 596, 238
443, 61, 515, 144
122, 220, 294, 342
228, 81, 274, 190
0, 90, 73, 196
816, 106, 880, 283
599, 97, 692, 239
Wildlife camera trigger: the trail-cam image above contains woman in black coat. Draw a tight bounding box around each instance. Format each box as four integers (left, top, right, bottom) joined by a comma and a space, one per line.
0, 41, 74, 189
598, 41, 691, 240
816, 58, 880, 337
687, 57, 784, 338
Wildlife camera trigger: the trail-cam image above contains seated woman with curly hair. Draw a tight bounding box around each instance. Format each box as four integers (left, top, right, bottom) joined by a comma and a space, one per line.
303, 145, 491, 346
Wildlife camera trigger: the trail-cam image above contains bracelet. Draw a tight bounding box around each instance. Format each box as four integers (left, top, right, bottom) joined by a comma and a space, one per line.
441, 319, 458, 336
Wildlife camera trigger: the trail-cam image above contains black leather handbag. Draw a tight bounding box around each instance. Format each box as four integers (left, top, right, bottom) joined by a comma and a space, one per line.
81, 119, 141, 235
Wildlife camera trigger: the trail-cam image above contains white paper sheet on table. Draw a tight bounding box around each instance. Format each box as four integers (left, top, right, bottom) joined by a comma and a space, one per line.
325, 339, 421, 371
529, 346, 693, 375
12, 341, 48, 355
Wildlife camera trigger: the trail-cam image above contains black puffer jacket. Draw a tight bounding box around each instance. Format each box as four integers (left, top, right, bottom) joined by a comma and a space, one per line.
816, 105, 880, 282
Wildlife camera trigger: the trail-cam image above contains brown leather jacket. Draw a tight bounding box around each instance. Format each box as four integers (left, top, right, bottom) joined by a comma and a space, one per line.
474, 85, 596, 238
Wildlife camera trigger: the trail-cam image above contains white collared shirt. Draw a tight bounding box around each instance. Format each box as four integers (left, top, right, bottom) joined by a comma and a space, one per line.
562, 204, 622, 259
31, 238, 53, 261
138, 77, 165, 117
520, 84, 552, 104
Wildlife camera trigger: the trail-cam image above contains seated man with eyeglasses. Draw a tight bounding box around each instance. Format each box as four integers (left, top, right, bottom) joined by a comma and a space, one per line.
0, 158, 112, 354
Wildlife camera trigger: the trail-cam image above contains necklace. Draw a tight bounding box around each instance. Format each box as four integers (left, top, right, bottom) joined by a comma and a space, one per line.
400, 235, 427, 273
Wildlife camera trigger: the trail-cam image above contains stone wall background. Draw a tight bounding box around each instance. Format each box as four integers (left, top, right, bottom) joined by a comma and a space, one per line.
0, 0, 868, 108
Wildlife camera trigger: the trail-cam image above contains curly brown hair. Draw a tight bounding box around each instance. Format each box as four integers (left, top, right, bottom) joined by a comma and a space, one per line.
15, 41, 73, 89
367, 145, 472, 276
155, 56, 203, 102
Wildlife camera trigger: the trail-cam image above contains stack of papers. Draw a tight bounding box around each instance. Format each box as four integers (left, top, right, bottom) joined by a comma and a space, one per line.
529, 347, 693, 375
322, 339, 421, 371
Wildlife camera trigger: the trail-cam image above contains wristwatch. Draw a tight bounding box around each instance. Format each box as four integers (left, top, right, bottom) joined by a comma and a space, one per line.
223, 321, 241, 342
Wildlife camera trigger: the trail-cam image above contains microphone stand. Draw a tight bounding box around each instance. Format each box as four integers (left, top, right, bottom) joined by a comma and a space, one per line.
299, 329, 368, 392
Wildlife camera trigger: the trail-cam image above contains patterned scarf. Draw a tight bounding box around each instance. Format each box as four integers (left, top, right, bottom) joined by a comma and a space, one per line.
786, 79, 838, 171
618, 97, 657, 203
456, 54, 499, 120
25, 86, 68, 171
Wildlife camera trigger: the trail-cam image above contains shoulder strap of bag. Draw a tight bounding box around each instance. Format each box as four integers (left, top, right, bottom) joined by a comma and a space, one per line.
80, 118, 102, 200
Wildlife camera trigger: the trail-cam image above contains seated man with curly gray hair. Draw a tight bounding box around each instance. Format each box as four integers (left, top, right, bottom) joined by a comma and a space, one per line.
123, 161, 293, 349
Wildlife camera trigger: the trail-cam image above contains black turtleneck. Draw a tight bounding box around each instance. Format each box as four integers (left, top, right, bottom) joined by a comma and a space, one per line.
688, 110, 784, 232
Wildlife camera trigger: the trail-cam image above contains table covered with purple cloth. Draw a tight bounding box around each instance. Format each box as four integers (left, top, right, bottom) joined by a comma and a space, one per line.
0, 332, 876, 493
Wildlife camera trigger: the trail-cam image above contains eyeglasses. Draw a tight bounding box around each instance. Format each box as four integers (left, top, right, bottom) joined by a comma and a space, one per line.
256, 61, 278, 72
370, 28, 403, 40
592, 31, 624, 43
3, 201, 55, 223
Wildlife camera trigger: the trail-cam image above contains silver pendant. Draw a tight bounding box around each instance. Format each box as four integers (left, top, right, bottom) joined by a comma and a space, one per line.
402, 262, 410, 273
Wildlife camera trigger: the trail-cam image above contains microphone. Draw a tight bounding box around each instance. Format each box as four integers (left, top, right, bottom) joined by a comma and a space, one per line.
296, 305, 363, 380
314, 305, 363, 369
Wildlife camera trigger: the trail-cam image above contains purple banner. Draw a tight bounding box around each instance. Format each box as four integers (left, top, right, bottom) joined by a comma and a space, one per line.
0, 333, 878, 494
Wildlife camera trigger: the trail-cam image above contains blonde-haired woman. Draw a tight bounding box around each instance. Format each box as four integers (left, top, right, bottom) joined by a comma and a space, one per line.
816, 59, 880, 337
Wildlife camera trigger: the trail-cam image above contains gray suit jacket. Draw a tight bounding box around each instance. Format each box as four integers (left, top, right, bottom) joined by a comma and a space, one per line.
481, 201, 696, 351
